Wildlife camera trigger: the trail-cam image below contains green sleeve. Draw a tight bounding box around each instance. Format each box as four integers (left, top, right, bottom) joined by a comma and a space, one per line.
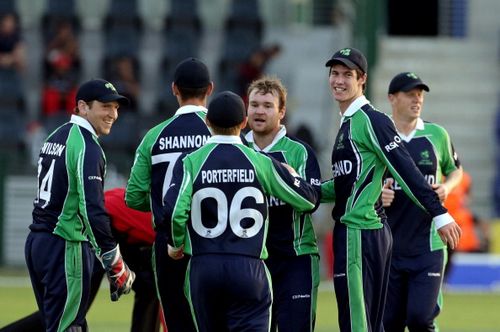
321, 179, 336, 202
250, 150, 317, 212
170, 159, 193, 249
125, 136, 153, 211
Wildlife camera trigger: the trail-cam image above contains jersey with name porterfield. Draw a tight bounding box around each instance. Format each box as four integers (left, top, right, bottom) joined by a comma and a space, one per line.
162, 135, 319, 259
321, 97, 447, 229
30, 115, 116, 254
125, 105, 211, 228
246, 127, 321, 257
385, 119, 460, 254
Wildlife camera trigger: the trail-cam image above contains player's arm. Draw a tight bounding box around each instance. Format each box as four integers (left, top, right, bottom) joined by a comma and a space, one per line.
433, 129, 463, 202
125, 137, 153, 211
365, 113, 461, 248
75, 144, 116, 254
299, 142, 322, 209
75, 145, 135, 301
433, 167, 463, 202
160, 156, 192, 252
255, 152, 319, 212
320, 179, 335, 203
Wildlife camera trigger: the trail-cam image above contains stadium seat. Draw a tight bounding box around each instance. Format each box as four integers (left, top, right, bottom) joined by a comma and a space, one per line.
0, 111, 24, 149
0, 68, 25, 111
41, 0, 80, 42
0, 0, 16, 14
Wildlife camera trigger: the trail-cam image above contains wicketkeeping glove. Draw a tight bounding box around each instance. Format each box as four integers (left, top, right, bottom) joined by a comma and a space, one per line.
99, 245, 136, 301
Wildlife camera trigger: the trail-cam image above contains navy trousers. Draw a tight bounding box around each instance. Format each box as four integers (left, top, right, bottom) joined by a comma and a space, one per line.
188, 254, 272, 332
333, 221, 392, 332
25, 231, 94, 332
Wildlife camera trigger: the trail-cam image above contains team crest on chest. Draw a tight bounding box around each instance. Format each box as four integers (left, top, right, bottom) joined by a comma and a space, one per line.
418, 150, 433, 166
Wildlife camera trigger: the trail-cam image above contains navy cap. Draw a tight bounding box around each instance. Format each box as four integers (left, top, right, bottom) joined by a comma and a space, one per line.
325, 47, 368, 74
173, 57, 211, 88
388, 72, 430, 94
76, 79, 129, 105
207, 91, 246, 128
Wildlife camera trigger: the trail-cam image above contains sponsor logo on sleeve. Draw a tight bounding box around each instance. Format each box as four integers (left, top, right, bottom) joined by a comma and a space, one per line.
384, 135, 402, 152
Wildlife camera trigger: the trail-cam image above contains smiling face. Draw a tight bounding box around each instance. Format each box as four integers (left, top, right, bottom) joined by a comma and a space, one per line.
78, 100, 119, 136
247, 89, 285, 138
328, 64, 366, 112
389, 88, 425, 122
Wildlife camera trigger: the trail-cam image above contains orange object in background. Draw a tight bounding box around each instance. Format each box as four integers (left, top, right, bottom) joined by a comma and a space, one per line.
444, 171, 480, 252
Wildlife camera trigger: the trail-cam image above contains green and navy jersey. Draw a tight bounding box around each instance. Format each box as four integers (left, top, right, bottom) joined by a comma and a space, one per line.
31, 115, 116, 254
125, 105, 211, 228
321, 96, 448, 229
385, 118, 460, 254
162, 135, 319, 259
245, 126, 321, 257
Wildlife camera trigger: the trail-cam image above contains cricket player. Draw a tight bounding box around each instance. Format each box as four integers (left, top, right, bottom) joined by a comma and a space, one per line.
321, 48, 462, 332
125, 57, 213, 332
245, 76, 321, 332
381, 72, 462, 332
25, 79, 135, 332
163, 91, 319, 332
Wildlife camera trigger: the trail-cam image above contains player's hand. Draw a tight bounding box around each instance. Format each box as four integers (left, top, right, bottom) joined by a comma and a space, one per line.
99, 245, 136, 301
381, 179, 395, 207
168, 244, 184, 260
437, 222, 462, 250
431, 183, 449, 203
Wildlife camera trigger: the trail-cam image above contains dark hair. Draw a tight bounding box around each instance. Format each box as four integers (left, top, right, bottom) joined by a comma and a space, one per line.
177, 85, 210, 101
208, 123, 242, 135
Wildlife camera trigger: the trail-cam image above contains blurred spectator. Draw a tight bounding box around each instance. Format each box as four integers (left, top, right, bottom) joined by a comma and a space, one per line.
44, 19, 80, 79
236, 43, 281, 104
41, 20, 80, 116
0, 12, 25, 72
444, 171, 490, 253
444, 171, 490, 280
294, 123, 318, 153
106, 56, 140, 113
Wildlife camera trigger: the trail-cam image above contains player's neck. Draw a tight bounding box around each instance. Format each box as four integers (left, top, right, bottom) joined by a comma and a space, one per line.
394, 117, 417, 136
253, 128, 280, 150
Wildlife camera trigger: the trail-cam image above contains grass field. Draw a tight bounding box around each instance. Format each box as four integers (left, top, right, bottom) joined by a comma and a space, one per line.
1, 273, 499, 331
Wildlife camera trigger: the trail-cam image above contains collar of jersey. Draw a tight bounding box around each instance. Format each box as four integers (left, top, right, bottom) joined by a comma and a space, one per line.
397, 117, 424, 142
245, 125, 287, 152
175, 105, 208, 116
70, 114, 97, 136
206, 135, 243, 144
340, 95, 369, 124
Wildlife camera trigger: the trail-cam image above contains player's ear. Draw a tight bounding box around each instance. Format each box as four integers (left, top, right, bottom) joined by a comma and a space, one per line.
279, 106, 286, 120
240, 117, 248, 129
206, 82, 214, 97
171, 82, 179, 96
77, 100, 89, 115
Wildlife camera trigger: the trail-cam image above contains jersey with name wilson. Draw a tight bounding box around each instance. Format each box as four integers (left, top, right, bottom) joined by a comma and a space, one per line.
125, 105, 211, 228
321, 96, 447, 229
245, 126, 321, 257
162, 135, 319, 259
385, 118, 460, 254
31, 115, 116, 254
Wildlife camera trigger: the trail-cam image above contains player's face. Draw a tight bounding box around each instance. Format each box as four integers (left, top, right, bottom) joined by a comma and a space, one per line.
329, 64, 365, 107
86, 100, 119, 136
247, 90, 284, 136
390, 88, 425, 121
